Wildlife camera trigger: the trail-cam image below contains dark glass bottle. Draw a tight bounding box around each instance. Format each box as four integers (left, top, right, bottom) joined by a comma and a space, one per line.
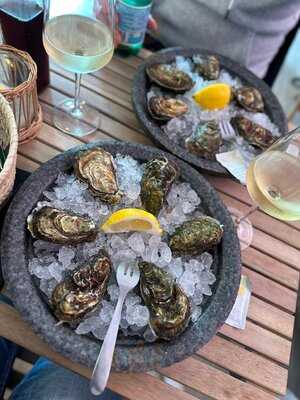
0, 0, 50, 91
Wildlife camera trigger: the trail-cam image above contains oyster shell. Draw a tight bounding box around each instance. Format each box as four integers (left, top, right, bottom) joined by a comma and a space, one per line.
169, 216, 223, 255
195, 55, 220, 80
148, 96, 188, 121
140, 157, 179, 216
27, 206, 97, 244
185, 121, 222, 159
146, 63, 194, 92
51, 251, 112, 322
231, 116, 276, 149
74, 148, 123, 204
233, 86, 264, 112
139, 262, 191, 340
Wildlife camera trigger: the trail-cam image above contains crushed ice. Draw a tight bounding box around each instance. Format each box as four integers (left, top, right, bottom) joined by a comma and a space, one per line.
29, 154, 217, 342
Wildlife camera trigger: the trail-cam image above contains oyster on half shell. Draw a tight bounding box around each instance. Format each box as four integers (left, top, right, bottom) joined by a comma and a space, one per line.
27, 206, 97, 244
74, 148, 123, 204
194, 55, 220, 80
146, 63, 194, 92
148, 96, 188, 121
185, 120, 222, 159
139, 261, 191, 340
233, 86, 264, 112
140, 157, 179, 216
51, 250, 112, 323
231, 116, 276, 150
169, 216, 223, 255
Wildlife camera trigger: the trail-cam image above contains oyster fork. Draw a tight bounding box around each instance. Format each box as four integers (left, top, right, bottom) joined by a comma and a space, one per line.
219, 120, 236, 140
90, 262, 140, 396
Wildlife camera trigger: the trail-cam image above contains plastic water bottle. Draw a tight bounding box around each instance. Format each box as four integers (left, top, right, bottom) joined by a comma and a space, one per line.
116, 0, 152, 55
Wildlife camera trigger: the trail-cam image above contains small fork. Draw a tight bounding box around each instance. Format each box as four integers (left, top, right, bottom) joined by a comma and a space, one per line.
90, 262, 140, 396
219, 120, 236, 140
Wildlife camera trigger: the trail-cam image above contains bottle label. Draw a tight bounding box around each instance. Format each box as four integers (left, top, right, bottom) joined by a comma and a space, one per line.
117, 0, 152, 46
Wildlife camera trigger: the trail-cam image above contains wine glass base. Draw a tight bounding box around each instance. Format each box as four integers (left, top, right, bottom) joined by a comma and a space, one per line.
53, 99, 100, 137
228, 207, 253, 251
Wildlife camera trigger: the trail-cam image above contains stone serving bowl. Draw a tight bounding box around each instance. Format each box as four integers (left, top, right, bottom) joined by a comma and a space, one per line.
132, 47, 287, 175
1, 141, 241, 372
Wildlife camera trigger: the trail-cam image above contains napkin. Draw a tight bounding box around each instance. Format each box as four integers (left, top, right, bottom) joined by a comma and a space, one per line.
216, 149, 248, 185
226, 275, 252, 330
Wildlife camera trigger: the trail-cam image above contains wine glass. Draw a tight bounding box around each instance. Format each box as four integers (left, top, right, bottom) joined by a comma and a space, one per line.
43, 0, 115, 137
232, 127, 300, 250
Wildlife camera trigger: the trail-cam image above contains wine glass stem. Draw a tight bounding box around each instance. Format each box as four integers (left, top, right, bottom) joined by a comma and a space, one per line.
236, 204, 259, 225
74, 73, 82, 112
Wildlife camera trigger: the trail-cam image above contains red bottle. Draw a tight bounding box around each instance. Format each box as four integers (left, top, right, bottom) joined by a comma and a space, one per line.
0, 0, 50, 91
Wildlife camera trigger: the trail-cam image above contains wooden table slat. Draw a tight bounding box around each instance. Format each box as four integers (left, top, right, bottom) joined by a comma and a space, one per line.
242, 266, 297, 313
160, 357, 277, 400
39, 88, 152, 146
198, 335, 287, 395
242, 246, 299, 291
16, 154, 40, 172
248, 295, 294, 339
220, 320, 291, 365
51, 63, 133, 111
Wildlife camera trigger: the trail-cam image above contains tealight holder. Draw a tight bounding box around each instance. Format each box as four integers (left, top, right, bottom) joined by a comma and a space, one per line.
0, 44, 42, 144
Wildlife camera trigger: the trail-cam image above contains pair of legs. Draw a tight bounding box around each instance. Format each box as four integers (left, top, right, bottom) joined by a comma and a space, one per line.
0, 294, 122, 400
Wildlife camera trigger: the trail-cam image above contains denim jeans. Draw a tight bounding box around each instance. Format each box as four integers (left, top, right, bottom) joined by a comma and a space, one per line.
10, 358, 122, 400
0, 294, 122, 400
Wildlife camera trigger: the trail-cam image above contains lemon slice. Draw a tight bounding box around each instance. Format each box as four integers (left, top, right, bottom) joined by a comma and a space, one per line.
193, 83, 231, 110
101, 208, 163, 235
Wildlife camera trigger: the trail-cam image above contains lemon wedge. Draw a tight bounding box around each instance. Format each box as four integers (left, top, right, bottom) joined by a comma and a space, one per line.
101, 208, 163, 235
193, 83, 231, 110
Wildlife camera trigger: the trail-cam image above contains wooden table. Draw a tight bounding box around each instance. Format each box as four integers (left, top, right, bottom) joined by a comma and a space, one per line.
1, 49, 299, 399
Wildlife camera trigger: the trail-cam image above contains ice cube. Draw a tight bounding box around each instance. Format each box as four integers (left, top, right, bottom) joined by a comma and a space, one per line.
191, 306, 202, 322
58, 246, 75, 269
76, 316, 102, 335
107, 284, 119, 303
143, 326, 158, 342
199, 252, 214, 269
169, 257, 183, 279
128, 233, 145, 254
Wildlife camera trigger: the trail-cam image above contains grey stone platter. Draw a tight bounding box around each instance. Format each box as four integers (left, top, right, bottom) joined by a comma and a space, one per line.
1, 140, 241, 372
132, 47, 288, 175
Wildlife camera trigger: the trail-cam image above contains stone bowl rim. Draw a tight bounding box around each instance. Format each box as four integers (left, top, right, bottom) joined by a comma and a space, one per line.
1, 140, 241, 372
132, 46, 288, 175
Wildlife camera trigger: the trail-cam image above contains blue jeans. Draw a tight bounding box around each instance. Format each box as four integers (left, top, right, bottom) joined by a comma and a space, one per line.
10, 358, 122, 400
0, 294, 122, 400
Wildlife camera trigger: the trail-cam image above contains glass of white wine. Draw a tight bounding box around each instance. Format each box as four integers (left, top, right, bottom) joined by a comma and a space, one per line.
43, 0, 115, 137
233, 127, 300, 250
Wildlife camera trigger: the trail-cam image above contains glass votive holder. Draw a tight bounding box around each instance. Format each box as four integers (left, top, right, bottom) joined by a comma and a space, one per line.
0, 44, 42, 144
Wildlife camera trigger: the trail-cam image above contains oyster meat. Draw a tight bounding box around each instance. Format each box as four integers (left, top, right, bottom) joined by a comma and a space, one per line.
233, 86, 264, 112
185, 120, 222, 159
148, 96, 188, 121
231, 116, 276, 149
195, 55, 220, 80
139, 261, 191, 340
140, 157, 179, 216
146, 63, 194, 92
169, 216, 223, 255
51, 251, 112, 322
27, 206, 97, 244
74, 148, 123, 204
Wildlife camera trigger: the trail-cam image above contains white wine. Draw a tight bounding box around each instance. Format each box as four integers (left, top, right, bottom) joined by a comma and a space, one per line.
247, 150, 300, 221
43, 14, 113, 74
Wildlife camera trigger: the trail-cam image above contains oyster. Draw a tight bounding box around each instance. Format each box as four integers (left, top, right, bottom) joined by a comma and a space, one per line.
27, 206, 97, 244
231, 116, 276, 149
233, 86, 264, 112
169, 216, 223, 255
185, 121, 222, 159
148, 96, 188, 121
51, 251, 112, 322
74, 148, 123, 204
140, 157, 179, 216
139, 262, 191, 340
195, 55, 220, 80
146, 63, 194, 92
